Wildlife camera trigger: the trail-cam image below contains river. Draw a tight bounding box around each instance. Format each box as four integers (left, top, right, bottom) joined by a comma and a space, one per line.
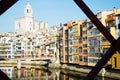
0, 67, 118, 80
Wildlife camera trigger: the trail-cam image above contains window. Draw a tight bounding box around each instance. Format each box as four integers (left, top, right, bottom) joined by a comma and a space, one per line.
95, 28, 100, 34
89, 58, 99, 63
83, 37, 86, 41
118, 16, 120, 20
83, 44, 87, 47
65, 47, 68, 53
69, 40, 72, 45
69, 27, 72, 32
80, 56, 82, 61
69, 33, 72, 38
84, 57, 88, 62
74, 56, 79, 62
89, 47, 95, 53
83, 50, 87, 54
94, 39, 98, 45
60, 56, 63, 61
114, 57, 117, 68
27, 9, 28, 13
118, 24, 120, 29
102, 37, 107, 42
79, 38, 82, 43
103, 48, 109, 54
65, 55, 68, 61
65, 40, 68, 46
82, 31, 86, 34
88, 22, 93, 29
27, 9, 31, 13
27, 47, 30, 49
27, 42, 31, 45
69, 47, 72, 54
79, 47, 82, 52
8, 69, 11, 71
18, 47, 21, 49
72, 47, 78, 53
69, 55, 72, 61
80, 25, 82, 37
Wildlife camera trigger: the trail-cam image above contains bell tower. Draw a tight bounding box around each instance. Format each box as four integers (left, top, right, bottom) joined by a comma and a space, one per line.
24, 3, 33, 18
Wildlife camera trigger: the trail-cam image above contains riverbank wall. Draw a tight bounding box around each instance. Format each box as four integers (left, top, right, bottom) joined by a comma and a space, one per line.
48, 63, 120, 79
0, 60, 120, 79
0, 60, 47, 69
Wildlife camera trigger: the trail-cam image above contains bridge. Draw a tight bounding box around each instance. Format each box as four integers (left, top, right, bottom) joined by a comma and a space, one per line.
0, 57, 58, 69
9, 57, 56, 62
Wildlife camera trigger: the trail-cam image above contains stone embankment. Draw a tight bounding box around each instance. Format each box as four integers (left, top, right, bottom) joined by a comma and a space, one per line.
0, 60, 48, 69
48, 63, 120, 79
0, 60, 120, 79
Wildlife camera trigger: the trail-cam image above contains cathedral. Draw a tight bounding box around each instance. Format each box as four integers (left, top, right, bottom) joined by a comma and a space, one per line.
15, 3, 48, 34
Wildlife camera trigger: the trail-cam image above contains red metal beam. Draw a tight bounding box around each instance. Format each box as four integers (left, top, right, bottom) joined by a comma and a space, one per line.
74, 0, 120, 80
0, 0, 18, 80
0, 70, 11, 80
0, 0, 18, 15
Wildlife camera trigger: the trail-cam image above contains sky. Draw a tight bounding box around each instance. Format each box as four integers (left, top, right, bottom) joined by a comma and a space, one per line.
0, 0, 120, 33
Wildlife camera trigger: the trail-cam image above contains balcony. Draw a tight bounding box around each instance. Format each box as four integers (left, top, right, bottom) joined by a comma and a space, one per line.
72, 43, 78, 47
82, 34, 87, 37
72, 36, 78, 40
101, 41, 110, 46
72, 29, 78, 33
73, 55, 79, 64
105, 16, 115, 22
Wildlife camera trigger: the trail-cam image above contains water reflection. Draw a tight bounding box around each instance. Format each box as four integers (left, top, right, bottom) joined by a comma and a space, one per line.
0, 67, 117, 80
11, 67, 59, 80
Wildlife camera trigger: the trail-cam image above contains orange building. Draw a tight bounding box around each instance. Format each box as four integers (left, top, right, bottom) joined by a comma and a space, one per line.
61, 20, 86, 65
61, 21, 72, 63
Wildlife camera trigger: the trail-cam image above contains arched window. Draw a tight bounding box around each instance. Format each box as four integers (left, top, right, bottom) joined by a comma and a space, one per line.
27, 9, 31, 13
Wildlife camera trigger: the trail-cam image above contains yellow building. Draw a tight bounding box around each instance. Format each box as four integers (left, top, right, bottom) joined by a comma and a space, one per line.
103, 12, 116, 67
110, 10, 120, 69
0, 44, 8, 58
103, 9, 120, 69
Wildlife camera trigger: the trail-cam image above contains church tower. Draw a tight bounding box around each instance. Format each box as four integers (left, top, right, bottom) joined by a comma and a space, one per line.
24, 3, 33, 18
15, 2, 48, 34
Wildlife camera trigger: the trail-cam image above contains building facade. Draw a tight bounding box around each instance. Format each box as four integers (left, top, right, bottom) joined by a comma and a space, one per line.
87, 10, 115, 66
82, 20, 88, 66
0, 33, 15, 58
62, 22, 71, 63
62, 20, 85, 65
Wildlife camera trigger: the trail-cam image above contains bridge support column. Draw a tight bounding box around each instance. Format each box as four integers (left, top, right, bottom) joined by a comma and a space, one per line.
101, 68, 106, 77
55, 70, 60, 80
17, 59, 21, 69
18, 69, 21, 78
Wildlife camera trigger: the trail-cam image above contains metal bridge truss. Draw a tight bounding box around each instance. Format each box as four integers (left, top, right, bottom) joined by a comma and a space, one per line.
0, 0, 119, 80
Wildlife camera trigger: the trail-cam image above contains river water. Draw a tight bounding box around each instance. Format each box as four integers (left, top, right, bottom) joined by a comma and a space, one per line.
0, 66, 118, 80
